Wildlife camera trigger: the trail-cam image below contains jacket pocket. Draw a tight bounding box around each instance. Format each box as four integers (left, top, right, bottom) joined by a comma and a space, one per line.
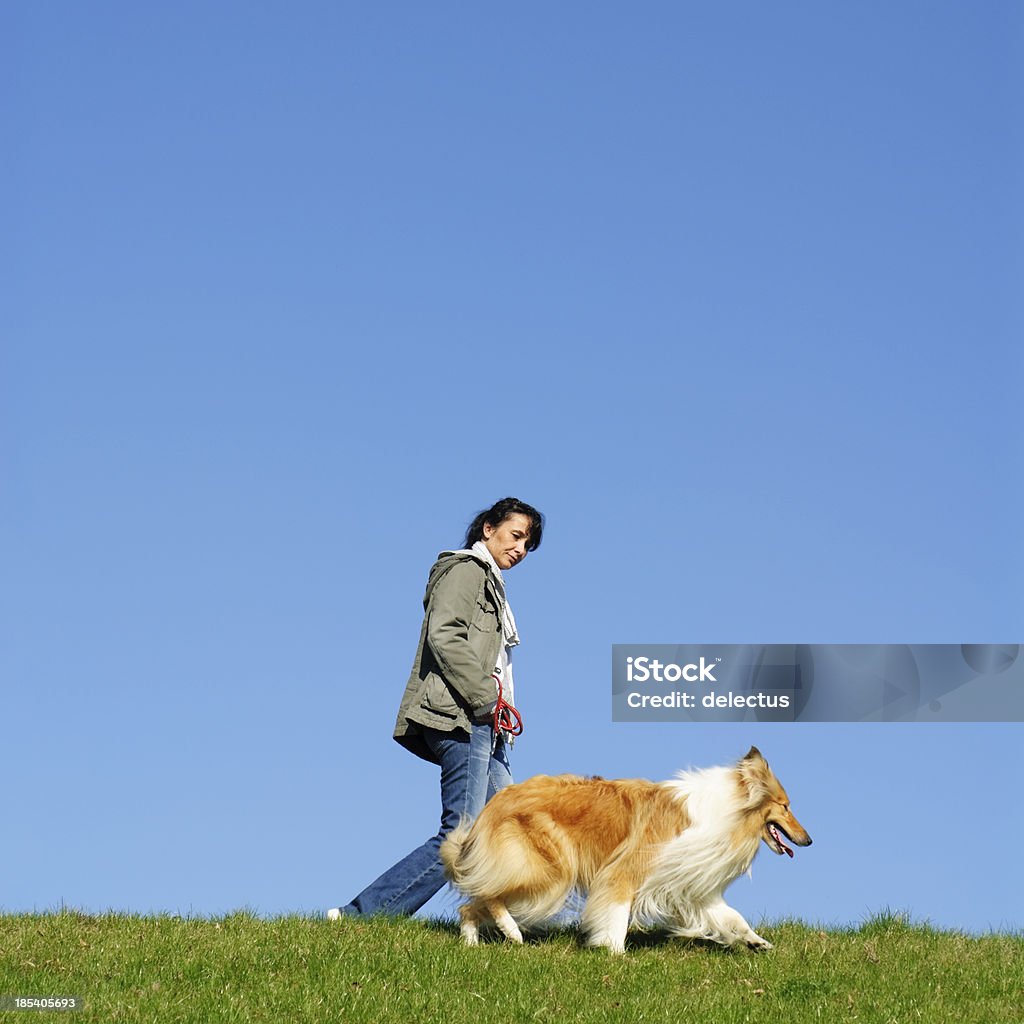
422, 674, 461, 719
468, 597, 499, 634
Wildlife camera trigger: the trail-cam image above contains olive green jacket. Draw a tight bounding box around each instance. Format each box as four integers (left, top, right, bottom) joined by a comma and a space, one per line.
393, 551, 504, 764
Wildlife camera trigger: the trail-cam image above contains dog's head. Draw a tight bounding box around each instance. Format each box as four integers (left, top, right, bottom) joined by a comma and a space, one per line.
737, 747, 813, 857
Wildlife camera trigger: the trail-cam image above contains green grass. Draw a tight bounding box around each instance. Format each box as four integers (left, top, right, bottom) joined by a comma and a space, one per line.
1, 910, 1020, 1023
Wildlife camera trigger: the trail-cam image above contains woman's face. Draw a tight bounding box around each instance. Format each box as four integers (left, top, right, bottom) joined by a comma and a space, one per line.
482, 513, 533, 570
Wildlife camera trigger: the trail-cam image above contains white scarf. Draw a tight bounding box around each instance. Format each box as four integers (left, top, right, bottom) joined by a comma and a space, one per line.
469, 540, 520, 649
464, 541, 520, 744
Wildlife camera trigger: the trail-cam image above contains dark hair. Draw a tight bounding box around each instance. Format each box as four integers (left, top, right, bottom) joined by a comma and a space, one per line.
464, 497, 544, 552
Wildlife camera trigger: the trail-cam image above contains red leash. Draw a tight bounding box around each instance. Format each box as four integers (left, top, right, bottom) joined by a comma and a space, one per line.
491, 673, 523, 738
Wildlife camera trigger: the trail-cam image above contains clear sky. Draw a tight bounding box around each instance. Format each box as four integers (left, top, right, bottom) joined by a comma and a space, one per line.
5, 3, 1022, 933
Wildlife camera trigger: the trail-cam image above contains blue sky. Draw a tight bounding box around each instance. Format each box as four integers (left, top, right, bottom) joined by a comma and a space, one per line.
4, 3, 1022, 933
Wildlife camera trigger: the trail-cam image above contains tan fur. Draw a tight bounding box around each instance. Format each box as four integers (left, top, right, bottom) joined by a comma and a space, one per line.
440, 749, 811, 953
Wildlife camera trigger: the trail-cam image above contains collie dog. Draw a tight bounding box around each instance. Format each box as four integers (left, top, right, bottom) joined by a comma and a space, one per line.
440, 747, 811, 953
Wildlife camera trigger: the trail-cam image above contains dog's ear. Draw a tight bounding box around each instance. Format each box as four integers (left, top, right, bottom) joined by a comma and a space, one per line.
737, 747, 772, 799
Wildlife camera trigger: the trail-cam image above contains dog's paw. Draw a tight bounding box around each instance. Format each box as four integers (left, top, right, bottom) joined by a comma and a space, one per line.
745, 932, 773, 951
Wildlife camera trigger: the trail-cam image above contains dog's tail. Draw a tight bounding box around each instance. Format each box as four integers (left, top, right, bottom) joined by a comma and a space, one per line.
439, 813, 574, 926
439, 818, 475, 884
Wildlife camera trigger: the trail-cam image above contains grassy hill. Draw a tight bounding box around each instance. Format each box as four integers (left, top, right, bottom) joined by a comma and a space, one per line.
1, 911, 1020, 1023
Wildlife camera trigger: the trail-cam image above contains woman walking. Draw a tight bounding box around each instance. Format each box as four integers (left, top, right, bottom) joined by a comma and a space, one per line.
328, 496, 544, 919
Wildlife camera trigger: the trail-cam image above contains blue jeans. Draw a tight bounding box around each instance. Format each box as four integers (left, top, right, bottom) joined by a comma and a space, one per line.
339, 723, 512, 916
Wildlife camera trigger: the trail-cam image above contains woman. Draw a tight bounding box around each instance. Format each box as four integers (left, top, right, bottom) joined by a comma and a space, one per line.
329, 496, 544, 918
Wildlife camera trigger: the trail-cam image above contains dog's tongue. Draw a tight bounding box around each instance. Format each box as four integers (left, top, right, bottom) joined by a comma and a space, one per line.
771, 824, 794, 857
